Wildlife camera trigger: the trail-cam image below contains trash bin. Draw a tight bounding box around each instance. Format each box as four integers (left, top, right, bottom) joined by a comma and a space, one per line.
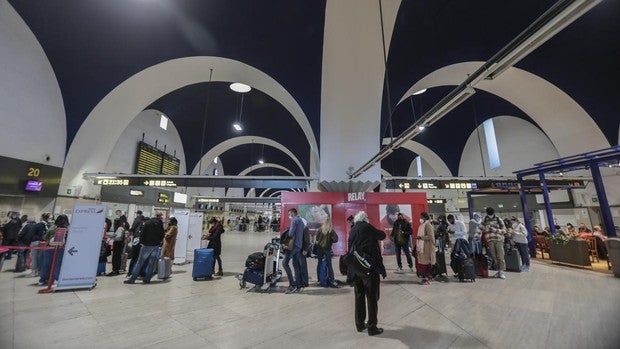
606, 238, 620, 277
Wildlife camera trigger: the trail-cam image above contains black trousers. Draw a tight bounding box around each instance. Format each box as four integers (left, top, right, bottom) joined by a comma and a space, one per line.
112, 240, 124, 272
354, 273, 380, 329
395, 243, 413, 268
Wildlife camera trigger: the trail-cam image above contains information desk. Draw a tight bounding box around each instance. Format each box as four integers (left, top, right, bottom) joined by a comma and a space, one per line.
549, 239, 591, 268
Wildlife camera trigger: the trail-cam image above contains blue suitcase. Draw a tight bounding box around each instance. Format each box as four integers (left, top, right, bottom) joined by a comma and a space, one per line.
193, 248, 214, 280
242, 268, 264, 285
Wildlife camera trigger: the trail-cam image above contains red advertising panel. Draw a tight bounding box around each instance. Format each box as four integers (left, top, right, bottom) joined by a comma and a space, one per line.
281, 192, 427, 255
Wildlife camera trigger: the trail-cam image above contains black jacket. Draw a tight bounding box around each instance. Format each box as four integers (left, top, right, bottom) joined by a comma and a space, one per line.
130, 215, 145, 234
348, 221, 386, 278
140, 218, 165, 246
2, 218, 22, 240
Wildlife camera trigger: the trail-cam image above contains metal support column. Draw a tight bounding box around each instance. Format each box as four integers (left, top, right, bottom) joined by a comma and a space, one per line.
539, 172, 556, 235
517, 175, 537, 257
590, 163, 617, 237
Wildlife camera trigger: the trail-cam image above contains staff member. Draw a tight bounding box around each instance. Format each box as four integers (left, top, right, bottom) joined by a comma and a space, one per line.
348, 211, 386, 336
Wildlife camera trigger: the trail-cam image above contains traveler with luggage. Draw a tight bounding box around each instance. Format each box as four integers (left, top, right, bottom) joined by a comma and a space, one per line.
482, 207, 508, 279
447, 214, 467, 248
161, 217, 178, 260
508, 217, 530, 272
283, 208, 304, 294
206, 217, 224, 276
347, 211, 386, 336
107, 210, 128, 276
127, 213, 145, 277
26, 213, 50, 277
391, 213, 413, 272
314, 217, 339, 288
124, 213, 165, 284
16, 217, 36, 272
1, 213, 23, 259
38, 215, 70, 286
416, 212, 436, 285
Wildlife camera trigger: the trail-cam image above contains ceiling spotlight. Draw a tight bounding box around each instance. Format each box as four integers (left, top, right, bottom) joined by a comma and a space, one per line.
559, 172, 563, 176
230, 83, 251, 93
258, 159, 264, 164
609, 164, 613, 168
233, 122, 243, 131
413, 88, 427, 96
418, 125, 426, 131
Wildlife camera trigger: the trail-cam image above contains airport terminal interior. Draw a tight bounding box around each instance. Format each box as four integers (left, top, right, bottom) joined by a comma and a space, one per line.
1, 1, 619, 348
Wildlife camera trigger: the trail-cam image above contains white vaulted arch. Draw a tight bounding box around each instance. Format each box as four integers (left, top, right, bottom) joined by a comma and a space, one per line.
398, 62, 609, 158
238, 163, 296, 176
382, 138, 452, 176
61, 56, 317, 197
192, 136, 307, 176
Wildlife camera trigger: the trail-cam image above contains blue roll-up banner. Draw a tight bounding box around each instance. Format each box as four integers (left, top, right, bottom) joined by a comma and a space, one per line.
55, 205, 106, 291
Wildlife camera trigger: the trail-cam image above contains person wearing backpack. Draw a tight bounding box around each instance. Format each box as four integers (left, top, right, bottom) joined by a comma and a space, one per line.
107, 210, 128, 276
16, 217, 36, 272
391, 213, 413, 273
26, 213, 50, 277
315, 217, 339, 288
482, 207, 508, 279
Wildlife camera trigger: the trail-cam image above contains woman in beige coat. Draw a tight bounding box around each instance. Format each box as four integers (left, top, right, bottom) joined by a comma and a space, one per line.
416, 212, 435, 285
161, 217, 178, 260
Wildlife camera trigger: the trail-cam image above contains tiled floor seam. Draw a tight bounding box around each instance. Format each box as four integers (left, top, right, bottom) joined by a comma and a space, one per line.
422, 301, 492, 349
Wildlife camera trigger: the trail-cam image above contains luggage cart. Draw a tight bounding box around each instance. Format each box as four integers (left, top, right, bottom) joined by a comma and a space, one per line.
238, 238, 283, 291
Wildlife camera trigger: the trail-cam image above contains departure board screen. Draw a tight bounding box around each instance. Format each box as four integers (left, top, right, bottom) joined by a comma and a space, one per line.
161, 153, 180, 175
135, 141, 181, 175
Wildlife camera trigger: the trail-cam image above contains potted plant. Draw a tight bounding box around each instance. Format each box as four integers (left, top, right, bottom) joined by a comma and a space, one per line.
547, 234, 591, 267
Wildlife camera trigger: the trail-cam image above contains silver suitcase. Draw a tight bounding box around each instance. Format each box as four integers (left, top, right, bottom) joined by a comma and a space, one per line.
157, 257, 172, 279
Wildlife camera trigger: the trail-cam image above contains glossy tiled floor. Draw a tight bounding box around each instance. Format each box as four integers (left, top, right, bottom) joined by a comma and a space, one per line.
1, 230, 619, 349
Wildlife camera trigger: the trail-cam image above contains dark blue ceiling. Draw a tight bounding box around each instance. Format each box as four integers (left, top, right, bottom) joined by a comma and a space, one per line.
384, 0, 620, 157
9, 0, 326, 151
218, 144, 304, 177
9, 0, 619, 182
146, 82, 309, 174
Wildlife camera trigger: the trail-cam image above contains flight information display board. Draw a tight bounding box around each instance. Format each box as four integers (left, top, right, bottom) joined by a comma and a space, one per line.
161, 153, 180, 175
135, 141, 180, 175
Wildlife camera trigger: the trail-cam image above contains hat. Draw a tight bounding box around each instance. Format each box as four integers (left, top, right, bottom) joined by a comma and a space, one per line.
136, 210, 143, 215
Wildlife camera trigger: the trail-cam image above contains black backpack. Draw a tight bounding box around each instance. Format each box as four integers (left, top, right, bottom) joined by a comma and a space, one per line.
18, 222, 36, 245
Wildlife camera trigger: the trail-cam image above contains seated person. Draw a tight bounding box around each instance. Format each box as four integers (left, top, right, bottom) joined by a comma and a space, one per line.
578, 223, 592, 233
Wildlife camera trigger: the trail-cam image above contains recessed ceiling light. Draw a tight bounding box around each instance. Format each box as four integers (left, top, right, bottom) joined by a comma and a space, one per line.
258, 159, 264, 164
418, 125, 426, 130
233, 122, 242, 131
213, 157, 218, 164
230, 83, 251, 93
159, 114, 168, 130
413, 88, 427, 95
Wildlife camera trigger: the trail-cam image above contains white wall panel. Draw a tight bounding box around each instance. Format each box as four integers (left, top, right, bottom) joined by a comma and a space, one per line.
459, 116, 560, 176
0, 1, 66, 167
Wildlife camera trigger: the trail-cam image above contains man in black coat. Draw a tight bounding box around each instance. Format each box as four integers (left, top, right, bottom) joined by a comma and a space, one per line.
2, 213, 23, 259
124, 213, 164, 284
391, 213, 413, 272
347, 211, 386, 336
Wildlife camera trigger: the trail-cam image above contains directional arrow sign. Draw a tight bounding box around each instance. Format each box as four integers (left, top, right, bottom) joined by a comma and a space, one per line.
398, 183, 404, 188
68, 246, 79, 256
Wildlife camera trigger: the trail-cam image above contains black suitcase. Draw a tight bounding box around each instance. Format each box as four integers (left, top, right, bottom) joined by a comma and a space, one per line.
433, 237, 447, 277
245, 252, 265, 271
458, 258, 476, 282
505, 249, 522, 272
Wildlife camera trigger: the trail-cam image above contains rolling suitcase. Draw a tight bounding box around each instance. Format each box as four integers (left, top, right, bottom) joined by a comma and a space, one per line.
505, 248, 522, 272
433, 237, 447, 277
193, 248, 214, 280
242, 268, 264, 286
458, 258, 476, 282
157, 257, 172, 279
318, 258, 329, 287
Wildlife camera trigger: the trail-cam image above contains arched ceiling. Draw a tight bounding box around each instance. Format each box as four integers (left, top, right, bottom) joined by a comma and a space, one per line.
8, 0, 619, 186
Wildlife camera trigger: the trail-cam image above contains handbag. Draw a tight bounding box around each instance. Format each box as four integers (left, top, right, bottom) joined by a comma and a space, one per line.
341, 248, 373, 278
112, 227, 125, 242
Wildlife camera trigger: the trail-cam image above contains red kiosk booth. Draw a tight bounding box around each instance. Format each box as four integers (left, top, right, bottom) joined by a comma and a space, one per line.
280, 192, 428, 256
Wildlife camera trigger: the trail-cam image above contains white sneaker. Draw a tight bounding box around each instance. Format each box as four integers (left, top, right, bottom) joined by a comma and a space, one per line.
493, 271, 500, 278
410, 267, 414, 273
396, 267, 402, 273
499, 272, 506, 279
523, 266, 529, 272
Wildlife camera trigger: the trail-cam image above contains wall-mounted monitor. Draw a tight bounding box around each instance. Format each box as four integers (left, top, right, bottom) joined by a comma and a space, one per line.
25, 180, 43, 192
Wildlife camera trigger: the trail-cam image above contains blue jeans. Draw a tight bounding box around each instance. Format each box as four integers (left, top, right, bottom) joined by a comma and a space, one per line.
30, 241, 41, 272
316, 249, 335, 283
516, 242, 530, 267
283, 247, 302, 287
128, 245, 159, 283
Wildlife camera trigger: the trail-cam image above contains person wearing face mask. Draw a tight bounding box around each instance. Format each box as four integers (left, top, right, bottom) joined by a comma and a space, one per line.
508, 217, 530, 272
482, 207, 507, 279
107, 210, 128, 276
415, 212, 436, 285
